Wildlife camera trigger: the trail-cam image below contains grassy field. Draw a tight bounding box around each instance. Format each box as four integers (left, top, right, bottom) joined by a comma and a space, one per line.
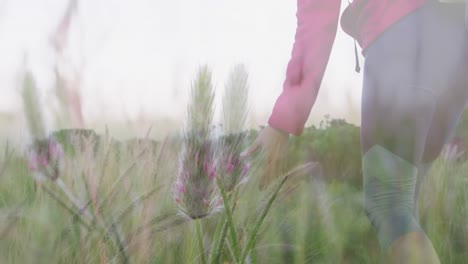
1, 65, 467, 264
0, 128, 467, 264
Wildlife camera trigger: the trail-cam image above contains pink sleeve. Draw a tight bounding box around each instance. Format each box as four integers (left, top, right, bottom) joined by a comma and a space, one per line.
268, 0, 342, 136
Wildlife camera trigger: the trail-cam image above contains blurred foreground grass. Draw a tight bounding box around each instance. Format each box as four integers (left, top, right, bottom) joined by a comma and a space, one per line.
2, 63, 467, 263
0, 128, 467, 264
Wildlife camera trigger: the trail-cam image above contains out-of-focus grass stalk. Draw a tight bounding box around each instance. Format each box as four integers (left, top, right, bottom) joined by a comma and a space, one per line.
93, 149, 146, 215
21, 71, 46, 140
40, 177, 123, 256
20, 70, 97, 234
312, 177, 341, 255
222, 64, 249, 135
240, 177, 288, 264
196, 219, 207, 264
0, 142, 12, 178
210, 218, 228, 264
216, 176, 240, 263
120, 210, 189, 258
97, 132, 119, 200
187, 65, 215, 136
219, 64, 250, 192
0, 199, 26, 239
417, 159, 468, 262
25, 131, 129, 263
40, 184, 92, 231
55, 178, 93, 220
53, 69, 72, 127
210, 189, 240, 263
225, 239, 239, 263
250, 239, 257, 264
53, 68, 85, 128
240, 163, 316, 264
51, 0, 84, 128
110, 215, 130, 264
51, 0, 76, 53
115, 185, 163, 223
0, 142, 17, 238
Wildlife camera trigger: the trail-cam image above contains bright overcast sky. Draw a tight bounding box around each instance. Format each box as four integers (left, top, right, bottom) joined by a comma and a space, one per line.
0, 0, 363, 129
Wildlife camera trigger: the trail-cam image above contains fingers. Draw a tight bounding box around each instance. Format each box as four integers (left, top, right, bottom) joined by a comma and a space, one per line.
240, 139, 261, 159
239, 126, 290, 190
259, 143, 286, 190
259, 161, 277, 190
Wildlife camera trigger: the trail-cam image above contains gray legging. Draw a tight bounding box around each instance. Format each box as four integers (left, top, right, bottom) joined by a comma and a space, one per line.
360, 2, 468, 249
361, 1, 468, 165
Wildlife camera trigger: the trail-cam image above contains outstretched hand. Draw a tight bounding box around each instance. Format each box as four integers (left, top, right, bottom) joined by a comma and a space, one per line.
241, 125, 290, 190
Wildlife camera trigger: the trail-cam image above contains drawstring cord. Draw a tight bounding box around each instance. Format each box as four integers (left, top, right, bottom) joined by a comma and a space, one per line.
354, 39, 361, 73
348, 0, 361, 73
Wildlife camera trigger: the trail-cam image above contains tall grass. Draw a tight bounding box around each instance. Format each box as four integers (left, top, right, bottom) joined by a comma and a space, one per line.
1, 66, 467, 263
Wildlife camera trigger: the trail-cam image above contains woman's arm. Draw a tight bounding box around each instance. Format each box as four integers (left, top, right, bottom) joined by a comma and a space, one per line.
268, 0, 342, 136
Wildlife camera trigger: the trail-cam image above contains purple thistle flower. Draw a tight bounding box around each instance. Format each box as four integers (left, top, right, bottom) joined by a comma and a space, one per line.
225, 154, 235, 175
38, 153, 49, 167
27, 138, 64, 180
48, 139, 64, 160
173, 66, 222, 219
175, 180, 186, 194
218, 149, 250, 191
27, 153, 39, 171
203, 160, 210, 174
226, 162, 235, 175
173, 143, 221, 219
242, 162, 250, 176
27, 148, 48, 170
209, 167, 216, 180
208, 162, 217, 180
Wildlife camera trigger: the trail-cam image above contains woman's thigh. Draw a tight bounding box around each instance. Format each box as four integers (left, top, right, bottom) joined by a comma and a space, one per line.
361, 2, 468, 164
422, 61, 468, 163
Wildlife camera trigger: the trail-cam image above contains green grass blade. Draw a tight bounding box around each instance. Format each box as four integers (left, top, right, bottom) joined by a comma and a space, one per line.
115, 185, 163, 223
41, 185, 92, 231
240, 163, 316, 263
240, 176, 287, 263
210, 219, 228, 264
216, 176, 240, 263
196, 219, 207, 264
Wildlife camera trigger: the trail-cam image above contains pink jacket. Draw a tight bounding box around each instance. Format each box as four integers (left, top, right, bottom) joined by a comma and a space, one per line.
268, 0, 426, 136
